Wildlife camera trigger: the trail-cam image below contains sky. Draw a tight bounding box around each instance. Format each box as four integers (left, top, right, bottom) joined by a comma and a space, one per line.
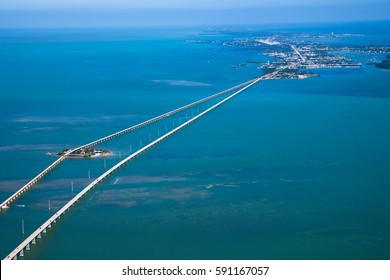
0, 0, 389, 28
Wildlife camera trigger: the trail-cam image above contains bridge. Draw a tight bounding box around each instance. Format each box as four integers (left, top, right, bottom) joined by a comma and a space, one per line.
3, 73, 276, 260
0, 78, 258, 212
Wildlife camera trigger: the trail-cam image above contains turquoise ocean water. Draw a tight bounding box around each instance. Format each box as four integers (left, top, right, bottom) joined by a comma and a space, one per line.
0, 22, 390, 259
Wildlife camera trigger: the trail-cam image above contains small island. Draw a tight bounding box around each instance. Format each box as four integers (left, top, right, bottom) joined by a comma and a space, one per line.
58, 147, 112, 158
375, 55, 390, 70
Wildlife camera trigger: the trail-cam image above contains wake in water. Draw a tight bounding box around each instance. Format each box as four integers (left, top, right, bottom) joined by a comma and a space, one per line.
151, 80, 210, 87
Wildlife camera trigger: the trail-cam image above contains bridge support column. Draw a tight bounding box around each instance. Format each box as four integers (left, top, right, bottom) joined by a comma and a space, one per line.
38, 233, 42, 239
48, 223, 52, 228
20, 249, 24, 257
32, 238, 36, 245
26, 244, 31, 251
43, 228, 47, 234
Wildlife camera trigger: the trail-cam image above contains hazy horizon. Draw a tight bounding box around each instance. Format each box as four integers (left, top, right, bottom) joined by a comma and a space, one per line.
1, 0, 389, 28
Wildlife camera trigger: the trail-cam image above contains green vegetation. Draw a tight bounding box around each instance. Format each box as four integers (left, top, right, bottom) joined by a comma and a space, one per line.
58, 147, 111, 158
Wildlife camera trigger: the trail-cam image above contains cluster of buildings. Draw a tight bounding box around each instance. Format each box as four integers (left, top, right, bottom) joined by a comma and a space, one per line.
199, 32, 390, 79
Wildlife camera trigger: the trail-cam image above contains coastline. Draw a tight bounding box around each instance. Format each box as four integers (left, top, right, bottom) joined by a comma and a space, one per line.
57, 148, 113, 159
1, 23, 389, 260
65, 151, 113, 158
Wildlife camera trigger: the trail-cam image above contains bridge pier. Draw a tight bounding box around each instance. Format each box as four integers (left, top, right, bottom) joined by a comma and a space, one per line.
3, 76, 265, 261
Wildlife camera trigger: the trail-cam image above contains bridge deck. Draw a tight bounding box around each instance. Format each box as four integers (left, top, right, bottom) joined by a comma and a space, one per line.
0, 79, 257, 211
4, 76, 266, 260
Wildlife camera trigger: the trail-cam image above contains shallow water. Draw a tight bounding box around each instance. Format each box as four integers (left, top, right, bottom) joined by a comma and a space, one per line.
0, 23, 390, 259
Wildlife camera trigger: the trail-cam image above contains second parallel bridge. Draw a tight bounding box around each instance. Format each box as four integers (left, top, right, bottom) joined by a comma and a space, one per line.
0, 78, 257, 211
4, 75, 270, 260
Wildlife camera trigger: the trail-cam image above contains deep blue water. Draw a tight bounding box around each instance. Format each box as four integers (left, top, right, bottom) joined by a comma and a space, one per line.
0, 22, 390, 260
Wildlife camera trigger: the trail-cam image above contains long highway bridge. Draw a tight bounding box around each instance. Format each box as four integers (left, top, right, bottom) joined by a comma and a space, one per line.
0, 78, 261, 212
3, 73, 277, 260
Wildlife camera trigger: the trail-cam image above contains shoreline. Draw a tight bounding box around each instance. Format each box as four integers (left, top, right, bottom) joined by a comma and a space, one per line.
66, 151, 113, 159
57, 148, 113, 159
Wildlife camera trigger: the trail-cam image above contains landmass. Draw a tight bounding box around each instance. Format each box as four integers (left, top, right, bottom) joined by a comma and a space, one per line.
58, 147, 112, 158
187, 31, 390, 79
373, 55, 390, 70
